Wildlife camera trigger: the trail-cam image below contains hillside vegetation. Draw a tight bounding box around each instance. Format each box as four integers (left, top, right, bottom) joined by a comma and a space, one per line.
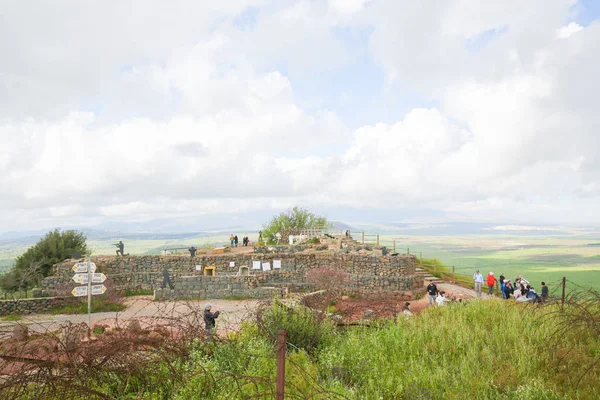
6, 299, 597, 399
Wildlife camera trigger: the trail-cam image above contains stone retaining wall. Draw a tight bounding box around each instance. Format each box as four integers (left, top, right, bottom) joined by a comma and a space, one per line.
43, 252, 422, 299
0, 296, 79, 316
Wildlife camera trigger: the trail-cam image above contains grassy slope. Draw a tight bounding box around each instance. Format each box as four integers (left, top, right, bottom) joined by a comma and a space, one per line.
170, 300, 599, 399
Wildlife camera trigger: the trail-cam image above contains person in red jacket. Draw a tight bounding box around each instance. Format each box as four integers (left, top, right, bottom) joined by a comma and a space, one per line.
487, 272, 497, 296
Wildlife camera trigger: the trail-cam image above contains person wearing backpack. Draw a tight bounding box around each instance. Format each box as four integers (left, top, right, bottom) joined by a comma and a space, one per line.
499, 274, 506, 298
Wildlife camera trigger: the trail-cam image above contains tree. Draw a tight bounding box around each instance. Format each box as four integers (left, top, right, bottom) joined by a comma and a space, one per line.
1, 229, 90, 292
262, 206, 330, 243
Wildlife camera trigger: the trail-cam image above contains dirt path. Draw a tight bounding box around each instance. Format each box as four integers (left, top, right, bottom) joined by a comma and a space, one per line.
0, 297, 264, 338
409, 282, 492, 313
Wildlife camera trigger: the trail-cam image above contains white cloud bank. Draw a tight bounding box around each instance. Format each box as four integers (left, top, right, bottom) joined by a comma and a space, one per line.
1, 0, 599, 231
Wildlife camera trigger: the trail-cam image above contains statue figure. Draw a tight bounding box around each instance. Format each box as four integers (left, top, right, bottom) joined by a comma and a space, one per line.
188, 246, 197, 257
162, 266, 174, 290
114, 241, 125, 256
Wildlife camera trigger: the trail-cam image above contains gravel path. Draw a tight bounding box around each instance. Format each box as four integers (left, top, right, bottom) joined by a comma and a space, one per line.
0, 296, 263, 338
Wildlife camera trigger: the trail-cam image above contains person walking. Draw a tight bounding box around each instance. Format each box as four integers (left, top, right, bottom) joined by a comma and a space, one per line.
203, 303, 220, 336
426, 281, 438, 306
487, 272, 497, 296
473, 270, 484, 298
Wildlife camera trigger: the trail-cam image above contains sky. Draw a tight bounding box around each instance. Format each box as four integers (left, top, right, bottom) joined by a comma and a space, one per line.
1, 0, 599, 233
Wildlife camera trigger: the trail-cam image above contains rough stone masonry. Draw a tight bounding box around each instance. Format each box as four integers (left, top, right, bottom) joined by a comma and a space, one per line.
42, 251, 424, 300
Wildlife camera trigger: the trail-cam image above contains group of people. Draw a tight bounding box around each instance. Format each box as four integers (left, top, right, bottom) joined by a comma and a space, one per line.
473, 270, 549, 302
426, 282, 450, 307
229, 235, 251, 247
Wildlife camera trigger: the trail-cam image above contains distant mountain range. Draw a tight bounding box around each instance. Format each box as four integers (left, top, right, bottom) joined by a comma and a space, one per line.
1, 222, 598, 243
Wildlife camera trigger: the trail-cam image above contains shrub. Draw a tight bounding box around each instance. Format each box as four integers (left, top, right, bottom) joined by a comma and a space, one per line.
257, 300, 337, 354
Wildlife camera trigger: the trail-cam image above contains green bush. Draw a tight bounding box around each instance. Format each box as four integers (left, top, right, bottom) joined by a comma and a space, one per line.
259, 300, 337, 354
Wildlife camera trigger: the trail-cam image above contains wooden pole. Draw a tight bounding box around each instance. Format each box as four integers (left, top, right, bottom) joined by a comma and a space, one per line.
276, 329, 287, 400
362, 231, 365, 244
561, 277, 566, 311
393, 240, 396, 252
376, 234, 379, 246
452, 266, 455, 284
407, 247, 410, 255
419, 252, 422, 266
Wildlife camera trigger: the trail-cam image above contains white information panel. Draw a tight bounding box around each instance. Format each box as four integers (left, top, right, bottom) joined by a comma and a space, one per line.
273, 260, 282, 269
252, 261, 261, 270
195, 265, 202, 271
229, 261, 235, 267
262, 262, 271, 271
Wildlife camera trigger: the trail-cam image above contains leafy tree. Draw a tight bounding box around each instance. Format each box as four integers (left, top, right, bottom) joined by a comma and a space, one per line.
262, 206, 330, 242
0, 229, 90, 293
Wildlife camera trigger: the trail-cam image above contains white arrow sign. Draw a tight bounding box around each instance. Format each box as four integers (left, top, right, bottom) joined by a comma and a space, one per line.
72, 286, 88, 297
72, 273, 107, 284
91, 285, 107, 295
71, 284, 107, 297
72, 262, 96, 273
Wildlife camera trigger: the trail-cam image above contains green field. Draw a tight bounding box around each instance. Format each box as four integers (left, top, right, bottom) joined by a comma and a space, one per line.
376, 235, 600, 291
2, 233, 599, 291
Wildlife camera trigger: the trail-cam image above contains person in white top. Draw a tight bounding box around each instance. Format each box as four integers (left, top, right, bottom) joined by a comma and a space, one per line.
402, 302, 413, 317
473, 270, 484, 298
436, 292, 447, 306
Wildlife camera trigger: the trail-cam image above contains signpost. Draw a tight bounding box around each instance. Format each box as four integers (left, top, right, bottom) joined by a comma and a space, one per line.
72, 273, 107, 284
71, 261, 107, 332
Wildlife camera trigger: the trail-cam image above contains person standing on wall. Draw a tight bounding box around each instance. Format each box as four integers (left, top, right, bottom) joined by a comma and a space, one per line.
234, 235, 239, 247
486, 272, 497, 296
230, 234, 235, 248
473, 270, 484, 298
426, 281, 438, 306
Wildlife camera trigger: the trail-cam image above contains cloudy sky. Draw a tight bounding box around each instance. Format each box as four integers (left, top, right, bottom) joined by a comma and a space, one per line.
1, 0, 599, 232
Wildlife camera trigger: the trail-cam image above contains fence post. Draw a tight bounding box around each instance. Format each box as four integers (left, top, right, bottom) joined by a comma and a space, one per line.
376, 234, 379, 246
393, 240, 396, 253
561, 277, 566, 311
452, 266, 455, 284
362, 231, 365, 244
419, 252, 422, 266
433, 258, 437, 275
407, 247, 410, 255
276, 329, 287, 400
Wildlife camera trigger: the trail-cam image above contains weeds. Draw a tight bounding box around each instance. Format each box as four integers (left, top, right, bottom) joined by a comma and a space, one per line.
1, 314, 22, 321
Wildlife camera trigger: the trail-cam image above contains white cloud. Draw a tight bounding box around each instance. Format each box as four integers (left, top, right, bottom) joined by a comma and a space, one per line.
1, 0, 599, 231
556, 22, 584, 38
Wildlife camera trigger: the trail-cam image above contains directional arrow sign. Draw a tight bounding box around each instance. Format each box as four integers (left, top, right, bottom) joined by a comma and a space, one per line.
91, 285, 107, 295
72, 286, 88, 297
72, 262, 96, 273
71, 284, 107, 297
72, 273, 107, 284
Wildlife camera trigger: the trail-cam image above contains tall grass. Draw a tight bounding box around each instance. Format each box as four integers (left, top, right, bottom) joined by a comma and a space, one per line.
173, 300, 599, 399
317, 300, 599, 399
